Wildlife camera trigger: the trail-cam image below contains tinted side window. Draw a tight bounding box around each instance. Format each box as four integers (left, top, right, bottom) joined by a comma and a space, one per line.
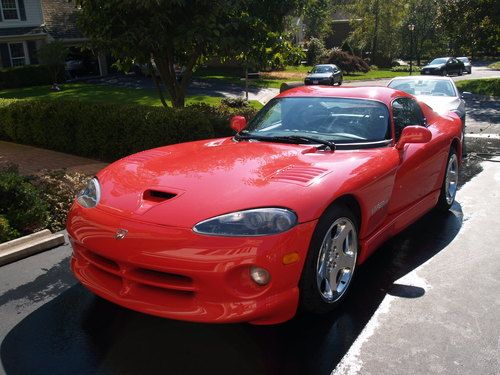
392, 98, 425, 140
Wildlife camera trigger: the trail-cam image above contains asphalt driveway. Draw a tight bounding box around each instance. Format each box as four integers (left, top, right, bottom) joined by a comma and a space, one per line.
1, 149, 498, 375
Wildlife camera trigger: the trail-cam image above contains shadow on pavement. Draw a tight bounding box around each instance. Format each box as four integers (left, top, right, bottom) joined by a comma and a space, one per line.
1, 203, 463, 375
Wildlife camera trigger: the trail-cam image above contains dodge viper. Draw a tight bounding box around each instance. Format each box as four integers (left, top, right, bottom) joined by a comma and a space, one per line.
67, 86, 463, 325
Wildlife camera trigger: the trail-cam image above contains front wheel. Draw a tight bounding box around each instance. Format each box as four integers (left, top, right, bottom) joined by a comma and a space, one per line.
437, 148, 459, 211
338, 79, 343, 86
299, 204, 358, 314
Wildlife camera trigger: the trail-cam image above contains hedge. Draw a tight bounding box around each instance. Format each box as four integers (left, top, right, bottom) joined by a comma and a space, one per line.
0, 99, 258, 161
0, 64, 65, 89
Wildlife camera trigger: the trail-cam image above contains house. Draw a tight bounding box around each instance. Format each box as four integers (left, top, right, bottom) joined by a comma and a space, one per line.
0, 0, 46, 67
0, 0, 107, 75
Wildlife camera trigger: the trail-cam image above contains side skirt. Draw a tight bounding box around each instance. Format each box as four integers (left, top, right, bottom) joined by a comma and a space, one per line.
357, 190, 441, 263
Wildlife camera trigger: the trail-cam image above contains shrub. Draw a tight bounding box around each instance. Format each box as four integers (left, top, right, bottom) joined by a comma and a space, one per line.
0, 165, 48, 243
220, 97, 250, 108
0, 99, 216, 161
456, 78, 500, 97
306, 38, 328, 66
189, 103, 258, 137
391, 65, 421, 72
30, 170, 90, 232
0, 215, 18, 243
327, 48, 370, 74
0, 65, 65, 89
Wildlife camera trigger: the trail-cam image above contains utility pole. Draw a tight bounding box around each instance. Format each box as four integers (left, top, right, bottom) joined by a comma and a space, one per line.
408, 24, 415, 75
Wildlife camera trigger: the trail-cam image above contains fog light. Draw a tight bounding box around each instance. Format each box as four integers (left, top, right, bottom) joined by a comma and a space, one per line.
250, 266, 270, 286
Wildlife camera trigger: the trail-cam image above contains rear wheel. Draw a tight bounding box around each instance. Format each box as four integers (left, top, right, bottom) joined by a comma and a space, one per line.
299, 204, 358, 314
437, 148, 459, 211
338, 79, 343, 86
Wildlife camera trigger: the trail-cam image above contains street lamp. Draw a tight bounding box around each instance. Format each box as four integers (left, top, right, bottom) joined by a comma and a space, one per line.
408, 24, 415, 75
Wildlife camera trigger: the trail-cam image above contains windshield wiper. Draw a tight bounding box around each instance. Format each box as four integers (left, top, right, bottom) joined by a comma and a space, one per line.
235, 133, 336, 151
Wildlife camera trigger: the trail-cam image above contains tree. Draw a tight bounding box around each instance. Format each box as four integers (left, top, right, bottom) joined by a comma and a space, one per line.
348, 0, 407, 66
437, 0, 499, 57
77, 0, 306, 108
303, 0, 335, 40
400, 0, 443, 65
37, 41, 68, 85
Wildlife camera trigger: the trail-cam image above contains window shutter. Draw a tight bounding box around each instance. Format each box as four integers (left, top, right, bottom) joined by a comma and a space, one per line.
0, 44, 11, 68
27, 41, 38, 64
18, 0, 27, 21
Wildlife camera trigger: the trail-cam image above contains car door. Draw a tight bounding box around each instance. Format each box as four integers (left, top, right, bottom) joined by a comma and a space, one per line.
387, 97, 444, 214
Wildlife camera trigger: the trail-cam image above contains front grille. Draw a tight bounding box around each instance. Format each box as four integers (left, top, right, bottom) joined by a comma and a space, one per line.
76, 246, 196, 299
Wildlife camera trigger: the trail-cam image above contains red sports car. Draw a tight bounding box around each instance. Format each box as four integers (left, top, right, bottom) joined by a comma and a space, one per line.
67, 86, 463, 325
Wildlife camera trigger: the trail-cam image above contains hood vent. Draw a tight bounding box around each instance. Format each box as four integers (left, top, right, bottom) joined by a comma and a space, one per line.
143, 190, 177, 203
270, 166, 329, 186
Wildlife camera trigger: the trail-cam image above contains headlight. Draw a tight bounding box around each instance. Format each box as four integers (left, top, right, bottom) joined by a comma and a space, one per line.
193, 208, 297, 236
76, 177, 101, 208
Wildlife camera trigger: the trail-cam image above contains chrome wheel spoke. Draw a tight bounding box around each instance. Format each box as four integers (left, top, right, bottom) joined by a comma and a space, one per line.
316, 216, 358, 303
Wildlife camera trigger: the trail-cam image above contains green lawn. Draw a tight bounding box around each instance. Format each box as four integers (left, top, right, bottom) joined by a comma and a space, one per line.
488, 61, 500, 70
456, 78, 500, 97
0, 83, 263, 108
195, 65, 415, 89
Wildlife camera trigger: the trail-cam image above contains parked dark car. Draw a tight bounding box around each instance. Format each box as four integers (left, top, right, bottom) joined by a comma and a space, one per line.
304, 64, 343, 86
421, 57, 464, 76
457, 57, 472, 74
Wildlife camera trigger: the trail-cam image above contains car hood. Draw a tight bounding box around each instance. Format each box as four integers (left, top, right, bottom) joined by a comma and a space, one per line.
417, 95, 461, 114
306, 73, 333, 79
95, 138, 393, 228
423, 64, 444, 69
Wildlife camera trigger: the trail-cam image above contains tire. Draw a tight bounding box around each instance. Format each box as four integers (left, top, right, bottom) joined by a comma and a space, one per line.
458, 69, 463, 76
338, 79, 343, 86
437, 147, 459, 211
441, 69, 447, 76
299, 203, 359, 314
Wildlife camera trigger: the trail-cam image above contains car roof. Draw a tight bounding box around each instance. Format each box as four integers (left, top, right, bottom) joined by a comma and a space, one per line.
314, 64, 337, 67
277, 86, 412, 106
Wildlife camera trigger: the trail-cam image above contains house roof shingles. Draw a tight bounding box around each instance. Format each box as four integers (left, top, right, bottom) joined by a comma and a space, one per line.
41, 0, 83, 40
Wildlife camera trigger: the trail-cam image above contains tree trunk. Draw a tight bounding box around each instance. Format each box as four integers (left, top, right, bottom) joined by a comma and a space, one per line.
371, 0, 380, 66
149, 62, 169, 108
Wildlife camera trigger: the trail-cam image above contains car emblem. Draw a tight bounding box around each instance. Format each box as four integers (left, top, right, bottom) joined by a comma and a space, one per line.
114, 229, 128, 240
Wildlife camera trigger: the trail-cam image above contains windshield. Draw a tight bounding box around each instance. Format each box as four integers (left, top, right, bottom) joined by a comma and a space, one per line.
389, 79, 457, 97
311, 66, 334, 74
429, 58, 447, 65
242, 97, 390, 144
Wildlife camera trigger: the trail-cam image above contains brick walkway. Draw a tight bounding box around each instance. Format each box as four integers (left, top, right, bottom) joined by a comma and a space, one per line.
0, 141, 108, 175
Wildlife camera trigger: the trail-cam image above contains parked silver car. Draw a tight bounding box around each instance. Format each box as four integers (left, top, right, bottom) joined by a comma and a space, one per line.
387, 76, 470, 154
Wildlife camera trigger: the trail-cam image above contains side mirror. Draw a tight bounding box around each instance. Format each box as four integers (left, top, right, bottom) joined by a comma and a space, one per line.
461, 91, 472, 98
396, 126, 432, 150
230, 116, 247, 133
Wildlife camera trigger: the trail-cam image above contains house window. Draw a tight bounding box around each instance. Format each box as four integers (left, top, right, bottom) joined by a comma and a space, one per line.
9, 43, 26, 66
1, 0, 19, 20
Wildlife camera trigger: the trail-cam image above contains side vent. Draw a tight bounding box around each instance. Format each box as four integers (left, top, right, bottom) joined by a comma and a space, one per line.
143, 190, 177, 203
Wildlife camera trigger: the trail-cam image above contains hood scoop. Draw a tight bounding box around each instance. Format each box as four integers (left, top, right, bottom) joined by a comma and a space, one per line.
269, 166, 330, 186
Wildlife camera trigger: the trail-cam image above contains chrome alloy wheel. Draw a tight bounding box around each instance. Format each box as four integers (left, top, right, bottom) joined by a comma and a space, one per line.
316, 217, 358, 303
445, 153, 459, 205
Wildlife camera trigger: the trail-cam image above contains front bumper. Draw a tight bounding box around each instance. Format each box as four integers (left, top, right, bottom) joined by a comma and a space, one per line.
67, 204, 317, 325
304, 78, 332, 85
